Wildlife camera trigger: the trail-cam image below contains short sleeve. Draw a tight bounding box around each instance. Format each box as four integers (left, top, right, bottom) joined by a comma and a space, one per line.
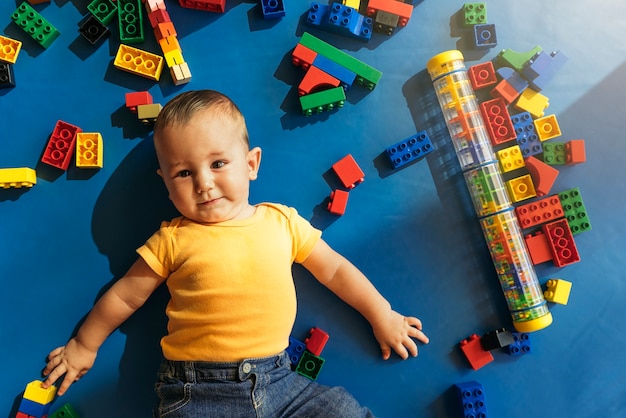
287, 207, 322, 264
136, 220, 177, 278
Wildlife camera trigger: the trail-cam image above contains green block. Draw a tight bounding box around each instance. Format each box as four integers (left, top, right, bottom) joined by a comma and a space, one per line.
299, 32, 382, 90
49, 403, 80, 418
118, 0, 144, 44
88, 0, 118, 26
496, 46, 543, 72
558, 187, 591, 235
463, 2, 487, 26
300, 87, 346, 117
296, 351, 325, 380
542, 142, 567, 165
11, 2, 60, 48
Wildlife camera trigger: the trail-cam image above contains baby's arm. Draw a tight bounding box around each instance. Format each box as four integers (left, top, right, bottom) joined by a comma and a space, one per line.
301, 239, 429, 360
42, 257, 165, 395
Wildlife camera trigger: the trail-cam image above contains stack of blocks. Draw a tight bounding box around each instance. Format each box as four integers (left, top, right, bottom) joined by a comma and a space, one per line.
16, 380, 57, 418
460, 329, 531, 371
125, 91, 163, 125
286, 327, 329, 381
327, 154, 365, 215
0, 34, 22, 90
463, 3, 496, 50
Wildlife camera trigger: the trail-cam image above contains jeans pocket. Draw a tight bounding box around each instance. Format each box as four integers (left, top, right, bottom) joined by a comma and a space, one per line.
155, 381, 192, 417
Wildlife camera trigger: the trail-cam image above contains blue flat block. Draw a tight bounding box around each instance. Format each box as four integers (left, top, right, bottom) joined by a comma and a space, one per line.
511, 112, 542, 157
473, 23, 497, 49
19, 397, 52, 417
260, 0, 285, 19
522, 50, 568, 91
496, 67, 528, 92
386, 131, 434, 169
454, 381, 488, 418
312, 54, 357, 90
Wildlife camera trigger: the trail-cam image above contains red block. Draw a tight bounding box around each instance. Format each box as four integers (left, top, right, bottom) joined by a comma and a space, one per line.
332, 154, 364, 189
542, 219, 581, 267
468, 61, 497, 90
490, 79, 521, 104
305, 327, 329, 356
459, 334, 494, 370
41, 120, 82, 171
480, 97, 516, 145
366, 0, 413, 26
566, 139, 586, 164
179, 0, 225, 13
292, 43, 318, 71
298, 66, 340, 96
524, 231, 553, 265
148, 9, 171, 28
515, 195, 564, 229
525, 156, 559, 197
125, 91, 153, 113
327, 189, 349, 215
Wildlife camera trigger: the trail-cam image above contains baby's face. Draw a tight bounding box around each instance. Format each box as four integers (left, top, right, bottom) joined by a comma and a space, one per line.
155, 109, 261, 223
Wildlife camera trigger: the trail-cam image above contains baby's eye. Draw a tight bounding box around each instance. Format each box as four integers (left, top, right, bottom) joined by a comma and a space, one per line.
177, 169, 192, 178
212, 160, 226, 169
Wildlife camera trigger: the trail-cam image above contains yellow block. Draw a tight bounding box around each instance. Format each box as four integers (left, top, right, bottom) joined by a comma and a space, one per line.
24, 380, 57, 405
514, 87, 549, 118
114, 44, 164, 81
534, 114, 561, 141
544, 279, 572, 305
76, 132, 103, 168
0, 167, 36, 188
0, 34, 22, 64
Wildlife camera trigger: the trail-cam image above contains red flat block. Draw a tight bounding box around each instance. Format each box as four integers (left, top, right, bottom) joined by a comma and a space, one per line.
332, 154, 364, 189
42, 120, 82, 171
542, 219, 581, 267
515, 195, 564, 229
292, 43, 318, 71
480, 97, 516, 145
328, 189, 349, 215
366, 0, 413, 26
125, 91, 153, 112
459, 334, 494, 370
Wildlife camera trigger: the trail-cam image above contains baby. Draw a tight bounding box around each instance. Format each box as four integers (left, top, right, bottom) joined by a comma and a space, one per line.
43, 90, 429, 417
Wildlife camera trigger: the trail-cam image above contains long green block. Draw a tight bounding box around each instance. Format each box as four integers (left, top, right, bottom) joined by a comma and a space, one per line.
11, 2, 60, 48
300, 86, 346, 116
118, 0, 144, 44
299, 32, 382, 90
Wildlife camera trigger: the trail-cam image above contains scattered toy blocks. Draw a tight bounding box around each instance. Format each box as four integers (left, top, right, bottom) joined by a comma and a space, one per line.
114, 44, 164, 81
544, 279, 572, 305
305, 327, 329, 356
42, 120, 82, 171
306, 2, 373, 42
454, 380, 488, 418
332, 154, 365, 189
480, 328, 514, 351
506, 174, 536, 203
468, 61, 497, 90
0, 35, 22, 64
11, 2, 61, 48
372, 10, 400, 36
505, 332, 531, 355
558, 187, 591, 235
524, 155, 558, 197
328, 189, 349, 215
534, 114, 561, 141
515, 195, 564, 229
480, 97, 516, 145
473, 23, 497, 49
459, 334, 494, 370
296, 351, 325, 380
260, 0, 285, 20
514, 88, 549, 118
496, 145, 524, 173
76, 133, 103, 168
0, 167, 37, 189
542, 218, 580, 267
300, 86, 346, 116
463, 2, 487, 26
385, 131, 433, 169
292, 43, 318, 71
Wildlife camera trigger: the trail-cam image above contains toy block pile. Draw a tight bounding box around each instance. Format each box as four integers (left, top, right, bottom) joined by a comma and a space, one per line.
292, 32, 382, 116
125, 91, 162, 125
326, 154, 365, 215
462, 2, 497, 50
459, 329, 531, 371
287, 327, 329, 381
16, 380, 57, 418
41, 120, 104, 171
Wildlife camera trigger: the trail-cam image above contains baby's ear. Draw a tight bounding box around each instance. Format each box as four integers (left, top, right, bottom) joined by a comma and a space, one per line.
247, 147, 262, 180
157, 168, 163, 178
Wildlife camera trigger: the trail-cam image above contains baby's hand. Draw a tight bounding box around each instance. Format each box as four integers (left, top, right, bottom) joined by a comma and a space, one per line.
42, 338, 97, 396
371, 310, 429, 360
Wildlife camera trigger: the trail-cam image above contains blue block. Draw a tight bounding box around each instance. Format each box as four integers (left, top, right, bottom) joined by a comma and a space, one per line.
454, 381, 488, 418
511, 112, 542, 157
522, 50, 568, 91
305, 2, 373, 42
496, 67, 528, 93
385, 131, 434, 169
19, 397, 52, 417
312, 54, 357, 90
505, 332, 531, 355
473, 23, 497, 49
260, 0, 285, 19
286, 337, 306, 367
306, 2, 328, 26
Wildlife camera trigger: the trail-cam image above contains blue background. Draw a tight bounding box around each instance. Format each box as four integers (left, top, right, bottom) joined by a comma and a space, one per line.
1, 1, 625, 417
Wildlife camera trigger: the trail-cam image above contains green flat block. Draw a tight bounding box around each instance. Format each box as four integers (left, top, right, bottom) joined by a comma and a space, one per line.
299, 32, 382, 90
558, 187, 591, 235
496, 46, 543, 72
300, 87, 346, 116
11, 2, 60, 48
118, 0, 144, 43
88, 0, 118, 26
464, 2, 487, 26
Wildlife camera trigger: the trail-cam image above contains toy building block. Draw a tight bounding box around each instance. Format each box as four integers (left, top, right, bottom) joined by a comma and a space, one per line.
147, 9, 171, 27
125, 91, 153, 112
154, 22, 177, 41
286, 337, 307, 367
298, 65, 341, 96
159, 37, 184, 68
373, 10, 400, 36
454, 381, 488, 418
505, 332, 531, 355
565, 139, 586, 164
468, 61, 497, 90
18, 380, 57, 417
137, 103, 162, 125
459, 334, 494, 370
496, 46, 543, 72
0, 35, 22, 64
305, 327, 329, 356
385, 131, 433, 169
0, 62, 16, 89
328, 189, 349, 215
260, 0, 285, 19
11, 2, 61, 49
506, 174, 536, 203
558, 187, 591, 235
179, 0, 226, 13
118, 0, 144, 43
511, 112, 542, 158
542, 142, 566, 165
497, 67, 528, 93
496, 144, 524, 173
42, 120, 82, 171
343, 0, 361, 9
292, 43, 317, 71
27, 0, 51, 4
300, 86, 346, 117
366, 0, 413, 28
170, 62, 192, 86
524, 156, 558, 197
542, 218, 581, 267
79, 14, 110, 46
480, 328, 514, 351
534, 114, 561, 141
88, 0, 117, 26
305, 2, 373, 42
544, 278, 572, 305
145, 0, 167, 13
312, 54, 357, 91
522, 50, 568, 91
514, 88, 549, 118
463, 2, 486, 26
114, 44, 164, 81
490, 79, 521, 105
298, 32, 382, 90
332, 154, 364, 189
76, 133, 103, 169
515, 195, 564, 230
480, 97, 516, 145
473, 23, 497, 49
296, 351, 325, 380
524, 231, 553, 265
0, 167, 37, 188
49, 403, 80, 418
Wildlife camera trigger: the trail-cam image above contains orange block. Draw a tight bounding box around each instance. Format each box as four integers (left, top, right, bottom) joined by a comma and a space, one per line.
566, 139, 586, 164
524, 155, 558, 197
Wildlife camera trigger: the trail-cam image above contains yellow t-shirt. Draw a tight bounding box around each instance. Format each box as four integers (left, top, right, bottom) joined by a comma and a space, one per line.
136, 203, 322, 361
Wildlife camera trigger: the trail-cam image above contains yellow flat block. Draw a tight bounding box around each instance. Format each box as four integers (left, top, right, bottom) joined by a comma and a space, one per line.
114, 44, 164, 81
76, 132, 103, 168
0, 167, 36, 188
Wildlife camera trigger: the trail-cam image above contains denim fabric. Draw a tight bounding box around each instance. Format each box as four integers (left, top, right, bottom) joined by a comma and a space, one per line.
154, 351, 375, 418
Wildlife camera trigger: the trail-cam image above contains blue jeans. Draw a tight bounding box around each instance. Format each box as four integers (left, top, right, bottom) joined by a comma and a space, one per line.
154, 351, 375, 417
